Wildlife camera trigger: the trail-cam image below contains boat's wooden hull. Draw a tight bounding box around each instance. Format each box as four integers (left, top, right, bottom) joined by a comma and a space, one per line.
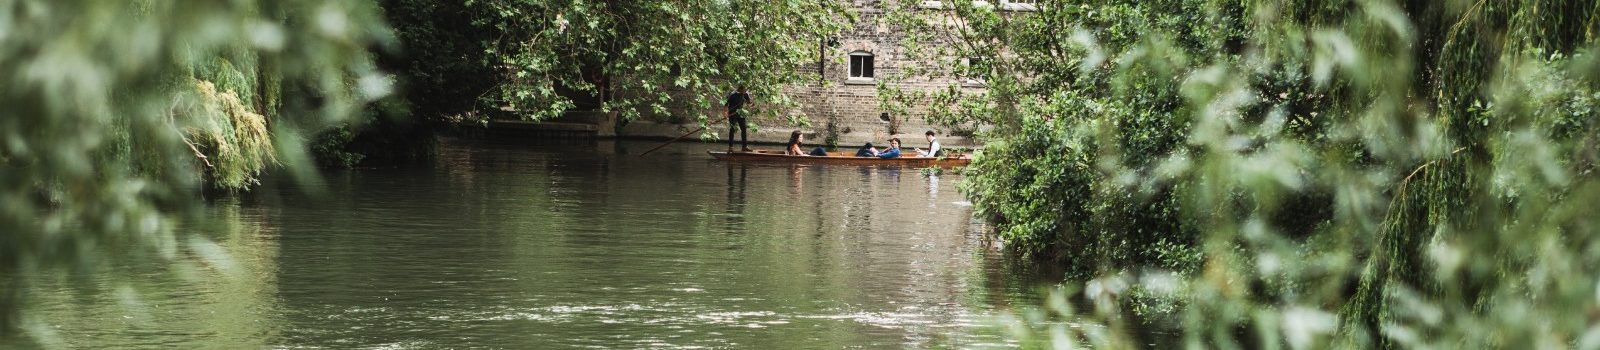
707, 150, 971, 167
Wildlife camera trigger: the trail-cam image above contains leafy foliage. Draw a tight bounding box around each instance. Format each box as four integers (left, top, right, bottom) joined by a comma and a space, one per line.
0, 0, 388, 340
887, 0, 1600, 347
377, 0, 502, 119
885, 0, 1242, 275
471, 0, 852, 125
186, 80, 278, 189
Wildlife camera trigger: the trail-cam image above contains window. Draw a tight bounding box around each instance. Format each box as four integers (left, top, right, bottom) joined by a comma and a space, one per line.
1000, 0, 1037, 11
963, 57, 987, 86
849, 52, 875, 81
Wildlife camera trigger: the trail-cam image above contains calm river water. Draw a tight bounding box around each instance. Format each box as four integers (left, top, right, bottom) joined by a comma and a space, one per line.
16, 139, 1052, 349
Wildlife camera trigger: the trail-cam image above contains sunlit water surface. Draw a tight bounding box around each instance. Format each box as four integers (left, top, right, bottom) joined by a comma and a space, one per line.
15, 139, 1052, 349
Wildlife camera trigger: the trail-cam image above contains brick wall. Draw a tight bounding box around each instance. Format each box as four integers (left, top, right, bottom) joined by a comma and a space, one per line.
778, 0, 982, 144
615, 0, 983, 145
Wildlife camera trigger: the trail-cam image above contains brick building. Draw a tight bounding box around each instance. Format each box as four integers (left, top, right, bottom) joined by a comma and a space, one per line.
618, 0, 1037, 147
780, 1, 965, 146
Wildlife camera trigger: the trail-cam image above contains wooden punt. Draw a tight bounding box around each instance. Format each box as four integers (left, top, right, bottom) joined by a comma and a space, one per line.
707, 150, 972, 167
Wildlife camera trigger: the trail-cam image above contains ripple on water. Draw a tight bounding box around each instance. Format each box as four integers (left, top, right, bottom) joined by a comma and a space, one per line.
800, 311, 938, 329
368, 340, 436, 350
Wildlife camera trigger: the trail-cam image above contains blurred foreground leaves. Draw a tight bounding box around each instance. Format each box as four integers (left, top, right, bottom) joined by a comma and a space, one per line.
886, 0, 1600, 347
0, 0, 388, 342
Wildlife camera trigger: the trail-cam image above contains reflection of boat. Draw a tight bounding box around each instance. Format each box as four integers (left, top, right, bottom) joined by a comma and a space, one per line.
708, 150, 972, 167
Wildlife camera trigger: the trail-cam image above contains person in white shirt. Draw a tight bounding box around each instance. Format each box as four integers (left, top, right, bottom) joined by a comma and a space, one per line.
915, 130, 941, 157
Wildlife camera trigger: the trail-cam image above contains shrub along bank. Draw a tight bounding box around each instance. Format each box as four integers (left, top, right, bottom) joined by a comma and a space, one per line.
886, 0, 1600, 347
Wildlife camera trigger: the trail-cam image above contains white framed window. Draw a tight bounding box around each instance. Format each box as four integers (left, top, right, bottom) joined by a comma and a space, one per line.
963, 57, 987, 86
849, 51, 875, 81
1001, 0, 1038, 11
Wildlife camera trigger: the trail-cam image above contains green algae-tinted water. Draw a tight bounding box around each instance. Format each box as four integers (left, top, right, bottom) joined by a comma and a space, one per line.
15, 139, 1049, 349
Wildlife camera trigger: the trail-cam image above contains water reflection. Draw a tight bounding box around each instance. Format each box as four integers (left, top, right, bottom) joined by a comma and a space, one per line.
787, 164, 804, 195
10, 139, 1050, 348
5, 200, 286, 349
726, 162, 748, 226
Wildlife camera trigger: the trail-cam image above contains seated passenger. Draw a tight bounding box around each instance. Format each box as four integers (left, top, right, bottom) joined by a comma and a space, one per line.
786, 131, 805, 155
787, 130, 829, 156
915, 130, 941, 158
877, 138, 902, 159
855, 138, 904, 158
855, 142, 877, 157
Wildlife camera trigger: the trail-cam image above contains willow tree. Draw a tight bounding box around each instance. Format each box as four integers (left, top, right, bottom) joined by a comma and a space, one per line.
885, 0, 1600, 347
470, 0, 852, 125
0, 0, 389, 342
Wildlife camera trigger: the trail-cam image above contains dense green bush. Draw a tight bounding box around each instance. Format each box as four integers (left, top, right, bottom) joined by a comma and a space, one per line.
281, 0, 476, 168
958, 95, 1201, 275
890, 0, 1600, 347
376, 0, 501, 119
469, 0, 851, 124
887, 0, 1246, 277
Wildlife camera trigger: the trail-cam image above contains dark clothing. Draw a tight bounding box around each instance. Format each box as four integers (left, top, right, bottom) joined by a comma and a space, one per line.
855, 143, 877, 157
725, 91, 752, 112
725, 91, 752, 149
809, 147, 828, 156
728, 116, 748, 150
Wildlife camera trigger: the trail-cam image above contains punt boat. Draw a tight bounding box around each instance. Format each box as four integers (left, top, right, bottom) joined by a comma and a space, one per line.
707, 150, 971, 167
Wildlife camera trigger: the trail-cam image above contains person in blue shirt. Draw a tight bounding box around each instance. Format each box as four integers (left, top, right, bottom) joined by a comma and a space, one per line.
876, 138, 902, 159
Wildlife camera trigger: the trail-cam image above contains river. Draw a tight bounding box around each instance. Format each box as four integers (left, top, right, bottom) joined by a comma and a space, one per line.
15, 139, 1051, 349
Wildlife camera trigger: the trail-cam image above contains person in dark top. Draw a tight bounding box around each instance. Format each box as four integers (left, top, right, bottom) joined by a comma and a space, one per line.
855, 142, 877, 157
725, 86, 753, 152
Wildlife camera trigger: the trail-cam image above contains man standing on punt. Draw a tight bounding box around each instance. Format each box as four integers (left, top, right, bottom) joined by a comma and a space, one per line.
725, 85, 753, 152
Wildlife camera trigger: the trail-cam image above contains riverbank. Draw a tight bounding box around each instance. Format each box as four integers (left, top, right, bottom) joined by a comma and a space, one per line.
485, 118, 982, 151
621, 120, 982, 149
